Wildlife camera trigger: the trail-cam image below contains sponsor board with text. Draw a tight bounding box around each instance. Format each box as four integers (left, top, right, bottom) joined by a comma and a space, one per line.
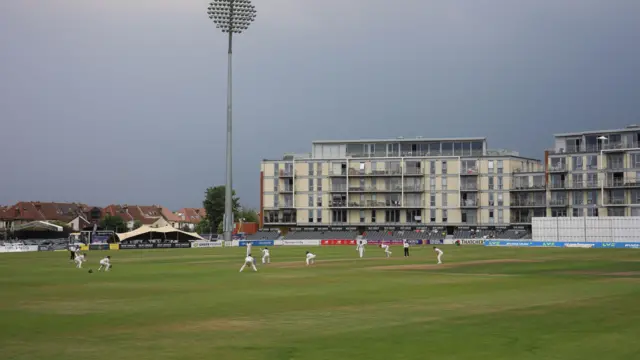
119, 243, 191, 250
321, 239, 357, 246
279, 240, 321, 246
0, 245, 39, 253
238, 240, 274, 247
191, 241, 224, 248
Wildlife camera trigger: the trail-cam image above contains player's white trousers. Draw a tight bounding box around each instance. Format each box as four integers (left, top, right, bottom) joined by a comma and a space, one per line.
437, 254, 443, 264
262, 255, 270, 264
240, 262, 257, 272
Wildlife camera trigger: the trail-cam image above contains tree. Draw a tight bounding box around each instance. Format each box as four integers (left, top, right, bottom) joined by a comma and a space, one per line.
203, 185, 240, 234
237, 207, 258, 223
100, 215, 128, 233
133, 220, 143, 230
195, 217, 211, 234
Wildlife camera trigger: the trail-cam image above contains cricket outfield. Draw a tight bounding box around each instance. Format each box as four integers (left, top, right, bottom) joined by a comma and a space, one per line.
1, 245, 639, 360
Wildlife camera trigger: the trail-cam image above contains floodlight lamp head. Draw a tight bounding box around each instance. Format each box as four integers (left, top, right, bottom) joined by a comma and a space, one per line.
207, 0, 257, 34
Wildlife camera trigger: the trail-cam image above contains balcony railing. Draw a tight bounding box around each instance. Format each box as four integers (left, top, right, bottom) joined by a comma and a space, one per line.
279, 170, 295, 177
403, 185, 424, 192
460, 200, 478, 207
549, 199, 567, 206
461, 184, 478, 191
549, 182, 566, 189
461, 167, 479, 175
511, 216, 532, 223
571, 181, 600, 189
548, 164, 567, 172
606, 162, 625, 171
548, 141, 640, 154
346, 168, 403, 176
511, 200, 546, 207
281, 186, 294, 192
512, 184, 546, 190
606, 198, 626, 205
404, 168, 424, 176
331, 185, 347, 192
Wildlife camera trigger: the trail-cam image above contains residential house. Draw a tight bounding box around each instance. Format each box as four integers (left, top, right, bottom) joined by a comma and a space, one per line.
175, 208, 207, 231
0, 202, 91, 231
102, 204, 181, 230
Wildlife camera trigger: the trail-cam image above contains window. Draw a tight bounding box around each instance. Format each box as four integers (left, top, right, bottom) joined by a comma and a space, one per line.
572, 156, 583, 171
430, 176, 436, 190
552, 209, 567, 217
489, 210, 494, 224
317, 163, 323, 175
586, 191, 596, 205
498, 176, 503, 190
430, 209, 436, 222
308, 178, 314, 192
274, 163, 279, 176
573, 191, 584, 205
488, 160, 494, 174
498, 193, 503, 206
489, 192, 495, 206
572, 208, 582, 217
274, 196, 279, 207
498, 209, 503, 223
430, 194, 436, 207
317, 178, 322, 191
308, 164, 314, 176
360, 210, 365, 223
308, 195, 313, 207
332, 210, 347, 223
442, 209, 448, 223
308, 210, 313, 223
442, 194, 447, 207
441, 177, 447, 190
441, 161, 448, 174
385, 210, 401, 222
608, 208, 625, 217
274, 180, 278, 192
371, 210, 376, 223
587, 173, 597, 187
587, 155, 597, 170
634, 153, 640, 168
430, 161, 436, 174
497, 160, 503, 174
587, 208, 598, 217
317, 195, 322, 207
406, 209, 422, 223
488, 177, 494, 190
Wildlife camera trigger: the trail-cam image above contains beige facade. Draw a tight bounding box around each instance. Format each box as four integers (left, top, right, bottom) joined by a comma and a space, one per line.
261, 137, 543, 227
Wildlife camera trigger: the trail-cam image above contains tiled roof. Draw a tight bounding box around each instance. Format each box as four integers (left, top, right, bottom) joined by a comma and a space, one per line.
176, 208, 207, 224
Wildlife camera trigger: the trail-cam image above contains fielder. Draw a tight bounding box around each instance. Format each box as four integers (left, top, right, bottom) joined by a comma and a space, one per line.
356, 240, 365, 258
305, 251, 316, 266
246, 241, 252, 257
379, 243, 392, 258
98, 256, 111, 272
74, 253, 87, 268
433, 246, 444, 264
261, 247, 271, 264
240, 254, 258, 272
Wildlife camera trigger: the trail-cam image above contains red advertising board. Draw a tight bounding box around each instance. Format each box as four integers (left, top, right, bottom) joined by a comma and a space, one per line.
321, 239, 357, 246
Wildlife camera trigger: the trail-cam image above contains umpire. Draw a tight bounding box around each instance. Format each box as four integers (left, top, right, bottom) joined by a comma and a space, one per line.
403, 239, 410, 257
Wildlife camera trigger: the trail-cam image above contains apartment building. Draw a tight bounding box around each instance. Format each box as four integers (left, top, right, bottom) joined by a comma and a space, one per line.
260, 137, 542, 230
544, 125, 640, 218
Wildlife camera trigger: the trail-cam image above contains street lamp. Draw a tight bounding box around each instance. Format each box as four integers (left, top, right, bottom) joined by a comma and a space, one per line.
207, 0, 257, 241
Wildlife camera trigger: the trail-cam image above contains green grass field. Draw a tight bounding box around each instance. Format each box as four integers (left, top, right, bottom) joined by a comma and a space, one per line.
1, 245, 639, 360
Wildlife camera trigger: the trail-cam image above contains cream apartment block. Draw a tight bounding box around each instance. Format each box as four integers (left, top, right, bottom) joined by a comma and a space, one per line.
510, 125, 640, 223
260, 137, 543, 228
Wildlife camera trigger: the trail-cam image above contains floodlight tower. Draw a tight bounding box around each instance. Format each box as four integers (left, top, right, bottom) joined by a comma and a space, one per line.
207, 0, 257, 241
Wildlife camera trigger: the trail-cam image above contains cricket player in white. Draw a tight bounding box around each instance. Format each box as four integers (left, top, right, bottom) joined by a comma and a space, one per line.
433, 246, 444, 264
239, 254, 258, 272
261, 247, 271, 264
379, 243, 392, 258
246, 242, 252, 257
403, 239, 410, 257
305, 251, 316, 266
356, 241, 365, 258
98, 256, 111, 271
74, 253, 87, 268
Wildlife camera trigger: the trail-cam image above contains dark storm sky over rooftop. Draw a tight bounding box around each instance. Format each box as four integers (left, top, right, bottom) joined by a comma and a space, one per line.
1, 0, 639, 210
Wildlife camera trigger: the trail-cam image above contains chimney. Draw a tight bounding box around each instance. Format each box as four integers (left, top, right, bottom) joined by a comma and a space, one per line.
34, 202, 42, 211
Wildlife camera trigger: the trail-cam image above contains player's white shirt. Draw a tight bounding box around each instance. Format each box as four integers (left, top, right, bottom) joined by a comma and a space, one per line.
100, 257, 110, 265
435, 248, 443, 255
403, 241, 409, 248
381, 244, 390, 251
262, 249, 270, 256
75, 254, 85, 262
306, 253, 315, 259
245, 256, 254, 263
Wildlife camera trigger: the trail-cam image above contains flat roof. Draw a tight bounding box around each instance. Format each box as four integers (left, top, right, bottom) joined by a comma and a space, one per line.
312, 137, 487, 145
554, 126, 640, 138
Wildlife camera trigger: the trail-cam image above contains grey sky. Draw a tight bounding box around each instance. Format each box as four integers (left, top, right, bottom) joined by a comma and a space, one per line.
1, 0, 639, 210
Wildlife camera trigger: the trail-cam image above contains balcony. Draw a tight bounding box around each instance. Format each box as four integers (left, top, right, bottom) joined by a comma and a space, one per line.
329, 201, 347, 208
605, 179, 640, 188
511, 184, 546, 191
511, 215, 532, 223
461, 184, 478, 191
603, 140, 640, 151
460, 199, 478, 208
461, 167, 479, 176
329, 169, 347, 176
281, 186, 294, 193
549, 199, 568, 206
548, 164, 567, 172
330, 185, 347, 192
549, 182, 567, 190
403, 168, 424, 176
571, 181, 600, 189
347, 168, 403, 177
279, 170, 295, 177
606, 163, 625, 171
548, 141, 640, 154
279, 202, 295, 209
605, 198, 626, 206
511, 200, 546, 207
403, 185, 424, 192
